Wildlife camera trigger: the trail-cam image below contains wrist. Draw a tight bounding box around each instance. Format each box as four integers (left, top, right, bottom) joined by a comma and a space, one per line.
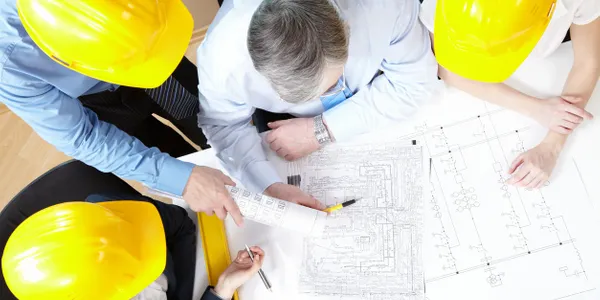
213, 282, 235, 299
542, 131, 567, 153
265, 182, 283, 196
313, 114, 333, 145
523, 96, 543, 118
321, 116, 335, 142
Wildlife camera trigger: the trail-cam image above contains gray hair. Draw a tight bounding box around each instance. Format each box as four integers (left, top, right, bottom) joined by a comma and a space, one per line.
247, 0, 349, 104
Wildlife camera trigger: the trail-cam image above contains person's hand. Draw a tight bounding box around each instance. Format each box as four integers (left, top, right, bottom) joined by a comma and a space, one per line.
506, 141, 562, 189
213, 246, 265, 299
265, 183, 325, 210
266, 118, 320, 161
530, 96, 593, 134
182, 166, 244, 226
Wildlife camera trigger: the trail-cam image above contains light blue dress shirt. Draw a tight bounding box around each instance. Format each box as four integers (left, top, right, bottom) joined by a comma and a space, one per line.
0, 0, 194, 195
197, 0, 438, 193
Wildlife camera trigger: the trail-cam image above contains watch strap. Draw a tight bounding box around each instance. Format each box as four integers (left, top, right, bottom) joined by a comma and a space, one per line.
313, 114, 332, 145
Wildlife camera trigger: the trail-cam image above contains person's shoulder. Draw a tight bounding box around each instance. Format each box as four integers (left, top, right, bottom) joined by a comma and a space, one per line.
195, 1, 261, 91
337, 0, 419, 31
0, 37, 62, 91
339, 0, 418, 15
0, 42, 52, 94
0, 3, 50, 89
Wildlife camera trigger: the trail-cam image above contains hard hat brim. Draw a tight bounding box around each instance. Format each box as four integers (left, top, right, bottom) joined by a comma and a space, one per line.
433, 3, 548, 83
20, 0, 194, 89
100, 0, 194, 88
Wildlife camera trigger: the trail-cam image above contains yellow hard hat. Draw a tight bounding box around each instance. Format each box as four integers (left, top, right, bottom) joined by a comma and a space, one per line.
16, 0, 194, 88
2, 201, 166, 300
434, 0, 557, 83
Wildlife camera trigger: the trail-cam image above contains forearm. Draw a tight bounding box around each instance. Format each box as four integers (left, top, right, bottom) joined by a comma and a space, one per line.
0, 86, 193, 194
544, 19, 600, 146
199, 122, 282, 192
561, 64, 599, 108
322, 76, 430, 141
439, 66, 539, 116
564, 18, 600, 104
542, 63, 599, 146
52, 109, 194, 194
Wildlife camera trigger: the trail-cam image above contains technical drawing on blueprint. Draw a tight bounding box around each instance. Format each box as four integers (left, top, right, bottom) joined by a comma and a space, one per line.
296, 142, 425, 300
394, 92, 600, 300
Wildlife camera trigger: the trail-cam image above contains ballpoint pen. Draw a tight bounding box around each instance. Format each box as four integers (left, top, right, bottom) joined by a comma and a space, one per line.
323, 198, 360, 213
244, 244, 272, 292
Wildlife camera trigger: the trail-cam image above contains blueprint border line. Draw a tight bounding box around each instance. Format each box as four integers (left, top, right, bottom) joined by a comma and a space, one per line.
552, 288, 596, 300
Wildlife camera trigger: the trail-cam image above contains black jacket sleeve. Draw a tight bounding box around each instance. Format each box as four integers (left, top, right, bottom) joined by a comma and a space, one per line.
201, 286, 227, 300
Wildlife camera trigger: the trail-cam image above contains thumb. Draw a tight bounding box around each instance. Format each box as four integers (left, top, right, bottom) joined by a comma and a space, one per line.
300, 196, 325, 210
268, 120, 290, 129
250, 254, 263, 272
508, 156, 524, 175
312, 196, 326, 210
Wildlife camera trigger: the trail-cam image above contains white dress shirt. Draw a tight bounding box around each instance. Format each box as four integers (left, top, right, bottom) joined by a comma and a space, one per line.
131, 274, 168, 300
197, 0, 438, 193
420, 0, 600, 62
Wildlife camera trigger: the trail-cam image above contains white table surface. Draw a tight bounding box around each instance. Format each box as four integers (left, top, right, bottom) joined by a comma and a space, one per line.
171, 42, 600, 300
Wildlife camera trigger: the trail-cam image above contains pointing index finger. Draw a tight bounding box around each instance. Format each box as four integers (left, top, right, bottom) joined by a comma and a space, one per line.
224, 195, 244, 227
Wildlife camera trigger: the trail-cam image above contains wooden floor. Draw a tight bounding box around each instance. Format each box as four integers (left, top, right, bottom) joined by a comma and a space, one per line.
0, 43, 202, 208
0, 104, 70, 207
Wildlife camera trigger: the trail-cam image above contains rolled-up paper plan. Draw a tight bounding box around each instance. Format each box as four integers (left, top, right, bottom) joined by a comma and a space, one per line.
146, 185, 327, 236
227, 186, 327, 236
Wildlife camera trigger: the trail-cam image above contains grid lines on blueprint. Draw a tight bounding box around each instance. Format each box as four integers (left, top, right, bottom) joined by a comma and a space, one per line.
297, 142, 425, 300
395, 99, 600, 300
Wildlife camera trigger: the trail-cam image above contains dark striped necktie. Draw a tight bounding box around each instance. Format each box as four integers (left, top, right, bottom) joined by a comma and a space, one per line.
145, 76, 199, 120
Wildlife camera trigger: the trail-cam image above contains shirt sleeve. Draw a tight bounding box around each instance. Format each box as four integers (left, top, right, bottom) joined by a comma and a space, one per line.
0, 68, 194, 196
323, 0, 439, 141
196, 87, 282, 193
201, 287, 227, 300
419, 0, 437, 33
573, 0, 600, 25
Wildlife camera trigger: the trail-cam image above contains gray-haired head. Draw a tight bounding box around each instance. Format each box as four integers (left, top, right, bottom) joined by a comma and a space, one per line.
247, 0, 349, 104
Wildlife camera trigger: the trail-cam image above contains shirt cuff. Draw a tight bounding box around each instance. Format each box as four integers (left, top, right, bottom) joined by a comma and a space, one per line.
156, 156, 195, 196
202, 286, 227, 300
243, 160, 283, 193
322, 106, 363, 142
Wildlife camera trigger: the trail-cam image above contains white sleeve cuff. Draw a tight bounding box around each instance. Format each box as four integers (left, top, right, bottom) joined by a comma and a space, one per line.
243, 160, 283, 193
322, 105, 363, 142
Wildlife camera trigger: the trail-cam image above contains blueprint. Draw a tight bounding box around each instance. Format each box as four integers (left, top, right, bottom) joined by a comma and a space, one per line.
296, 142, 425, 300
390, 88, 600, 300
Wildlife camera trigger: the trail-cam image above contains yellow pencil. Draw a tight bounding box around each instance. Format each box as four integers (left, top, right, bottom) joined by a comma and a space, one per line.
323, 199, 360, 213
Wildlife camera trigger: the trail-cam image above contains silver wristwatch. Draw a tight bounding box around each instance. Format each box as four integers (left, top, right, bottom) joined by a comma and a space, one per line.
313, 114, 332, 145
